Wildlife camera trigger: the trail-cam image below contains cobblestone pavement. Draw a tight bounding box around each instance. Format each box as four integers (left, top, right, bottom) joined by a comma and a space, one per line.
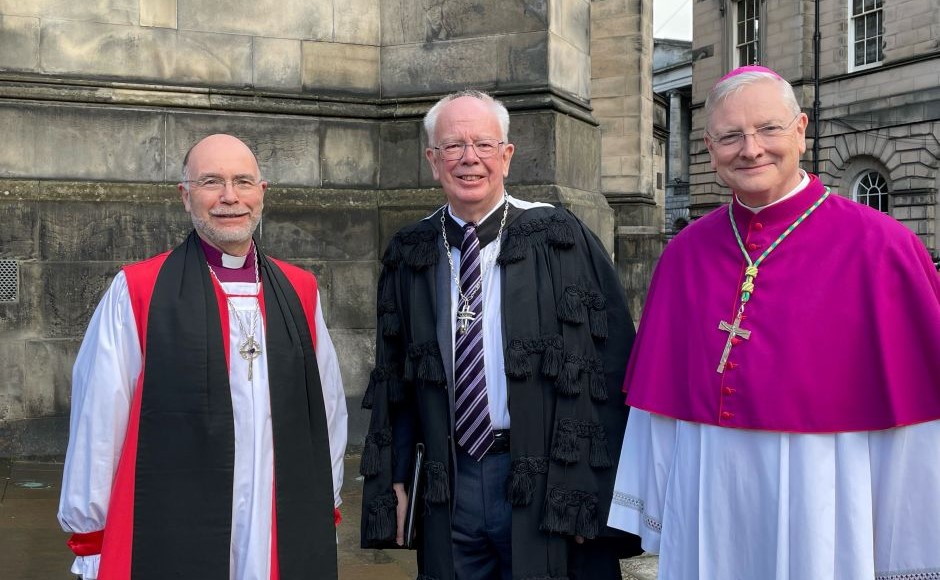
0, 455, 656, 579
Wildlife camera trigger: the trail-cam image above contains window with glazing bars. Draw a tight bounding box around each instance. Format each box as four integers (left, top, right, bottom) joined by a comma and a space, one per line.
735, 0, 761, 66
854, 171, 889, 213
852, 0, 883, 68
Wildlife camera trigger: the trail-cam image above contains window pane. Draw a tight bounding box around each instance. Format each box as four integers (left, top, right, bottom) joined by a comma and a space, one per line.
855, 18, 865, 37
866, 39, 878, 62
853, 0, 862, 15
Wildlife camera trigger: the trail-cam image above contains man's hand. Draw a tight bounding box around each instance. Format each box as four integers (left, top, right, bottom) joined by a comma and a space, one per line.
393, 483, 408, 546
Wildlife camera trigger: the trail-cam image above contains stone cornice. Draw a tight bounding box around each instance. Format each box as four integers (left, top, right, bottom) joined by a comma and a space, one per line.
0, 75, 596, 124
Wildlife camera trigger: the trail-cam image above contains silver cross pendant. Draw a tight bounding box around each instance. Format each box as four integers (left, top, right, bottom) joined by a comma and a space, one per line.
239, 335, 263, 380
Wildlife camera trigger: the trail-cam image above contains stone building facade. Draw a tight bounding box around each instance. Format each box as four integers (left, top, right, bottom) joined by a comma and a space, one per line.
0, 0, 660, 455
689, 0, 939, 265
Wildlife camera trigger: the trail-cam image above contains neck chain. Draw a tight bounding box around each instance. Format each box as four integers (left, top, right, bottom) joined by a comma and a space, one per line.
715, 188, 829, 374
441, 197, 510, 334
207, 245, 263, 380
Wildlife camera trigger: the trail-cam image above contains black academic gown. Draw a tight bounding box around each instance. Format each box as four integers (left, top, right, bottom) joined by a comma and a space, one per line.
360, 203, 641, 579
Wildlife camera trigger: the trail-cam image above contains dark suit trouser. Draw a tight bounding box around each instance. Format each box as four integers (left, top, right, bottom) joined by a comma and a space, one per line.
452, 449, 513, 580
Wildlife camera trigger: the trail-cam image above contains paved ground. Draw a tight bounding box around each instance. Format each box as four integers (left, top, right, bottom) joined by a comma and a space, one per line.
0, 455, 655, 579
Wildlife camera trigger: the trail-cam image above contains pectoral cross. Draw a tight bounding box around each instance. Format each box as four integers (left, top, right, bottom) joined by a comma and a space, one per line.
456, 301, 476, 335
716, 314, 750, 373
239, 335, 262, 380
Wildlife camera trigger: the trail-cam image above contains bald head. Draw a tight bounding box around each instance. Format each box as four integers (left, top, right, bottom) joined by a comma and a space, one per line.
181, 134, 261, 184
178, 134, 267, 255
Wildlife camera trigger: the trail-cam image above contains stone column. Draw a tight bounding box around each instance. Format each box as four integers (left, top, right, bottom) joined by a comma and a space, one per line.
590, 0, 663, 319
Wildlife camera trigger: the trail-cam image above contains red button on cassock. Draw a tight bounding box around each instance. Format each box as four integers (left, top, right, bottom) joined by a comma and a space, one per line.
723, 387, 735, 395
753, 222, 764, 231
721, 411, 734, 419
731, 337, 742, 345
747, 242, 759, 251
726, 361, 738, 370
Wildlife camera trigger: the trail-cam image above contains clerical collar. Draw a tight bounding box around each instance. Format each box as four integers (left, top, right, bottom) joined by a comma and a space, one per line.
443, 194, 521, 247
199, 238, 257, 283
735, 170, 810, 213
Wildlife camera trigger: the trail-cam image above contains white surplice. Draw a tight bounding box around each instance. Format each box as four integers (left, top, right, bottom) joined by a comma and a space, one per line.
609, 409, 940, 580
58, 272, 347, 580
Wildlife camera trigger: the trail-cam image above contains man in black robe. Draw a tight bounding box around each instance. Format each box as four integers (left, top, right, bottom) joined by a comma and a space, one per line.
360, 91, 641, 579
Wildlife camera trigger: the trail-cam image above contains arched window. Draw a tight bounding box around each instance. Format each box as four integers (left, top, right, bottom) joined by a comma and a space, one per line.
853, 170, 889, 213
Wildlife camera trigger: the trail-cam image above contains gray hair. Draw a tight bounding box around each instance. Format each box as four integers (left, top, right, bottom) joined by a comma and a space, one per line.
704, 71, 801, 133
423, 90, 510, 145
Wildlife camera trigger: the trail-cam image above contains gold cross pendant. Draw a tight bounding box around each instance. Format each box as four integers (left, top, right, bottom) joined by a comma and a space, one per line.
239, 335, 262, 380
716, 314, 751, 373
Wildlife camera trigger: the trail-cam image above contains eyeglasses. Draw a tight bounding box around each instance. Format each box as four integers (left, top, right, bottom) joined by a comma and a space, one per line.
707, 113, 801, 148
433, 139, 505, 161
182, 177, 262, 191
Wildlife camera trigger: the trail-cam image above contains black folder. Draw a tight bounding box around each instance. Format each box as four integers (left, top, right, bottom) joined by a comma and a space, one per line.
403, 442, 425, 549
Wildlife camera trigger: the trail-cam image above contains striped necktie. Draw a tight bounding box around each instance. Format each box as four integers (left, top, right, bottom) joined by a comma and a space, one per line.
454, 222, 494, 461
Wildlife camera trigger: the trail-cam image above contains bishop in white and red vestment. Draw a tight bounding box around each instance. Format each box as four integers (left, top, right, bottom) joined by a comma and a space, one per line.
58, 232, 347, 580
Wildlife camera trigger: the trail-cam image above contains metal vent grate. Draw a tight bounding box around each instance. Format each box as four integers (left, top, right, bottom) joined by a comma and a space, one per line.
0, 260, 18, 303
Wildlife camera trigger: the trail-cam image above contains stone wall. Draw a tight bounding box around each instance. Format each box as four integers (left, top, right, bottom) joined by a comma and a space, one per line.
0, 0, 653, 456
688, 0, 939, 259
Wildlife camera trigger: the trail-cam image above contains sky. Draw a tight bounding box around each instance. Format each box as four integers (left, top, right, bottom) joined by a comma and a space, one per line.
653, 0, 693, 41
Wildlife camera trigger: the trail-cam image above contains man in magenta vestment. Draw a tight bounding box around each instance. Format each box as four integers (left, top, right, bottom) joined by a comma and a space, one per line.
608, 66, 940, 580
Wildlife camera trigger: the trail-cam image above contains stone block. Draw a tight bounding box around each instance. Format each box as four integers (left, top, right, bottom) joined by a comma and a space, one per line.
0, 102, 164, 181
0, 416, 69, 457
0, 15, 40, 72
0, 262, 40, 334
384, 0, 547, 44
381, 38, 500, 97
376, 190, 446, 247
253, 37, 303, 92
41, 21, 252, 87
498, 31, 550, 89
592, 14, 640, 40
38, 200, 191, 262
320, 122, 380, 188
140, 0, 177, 28
0, 340, 26, 421
549, 34, 590, 99
261, 189, 378, 262
0, 201, 38, 260
334, 0, 380, 45
379, 0, 424, 45
0, 0, 137, 24
505, 111, 556, 185
379, 121, 424, 189
550, 0, 590, 52
325, 261, 379, 330
329, 328, 374, 401
555, 114, 600, 191
178, 0, 331, 40
166, 113, 321, 187
593, 75, 627, 99
302, 42, 380, 95
25, 339, 79, 417
40, 261, 121, 339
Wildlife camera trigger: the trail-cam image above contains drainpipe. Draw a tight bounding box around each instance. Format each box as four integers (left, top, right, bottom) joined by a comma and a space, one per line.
812, 0, 821, 174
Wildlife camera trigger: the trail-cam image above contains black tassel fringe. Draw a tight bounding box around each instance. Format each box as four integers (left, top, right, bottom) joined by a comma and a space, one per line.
589, 428, 612, 469
423, 461, 450, 504
366, 491, 397, 541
